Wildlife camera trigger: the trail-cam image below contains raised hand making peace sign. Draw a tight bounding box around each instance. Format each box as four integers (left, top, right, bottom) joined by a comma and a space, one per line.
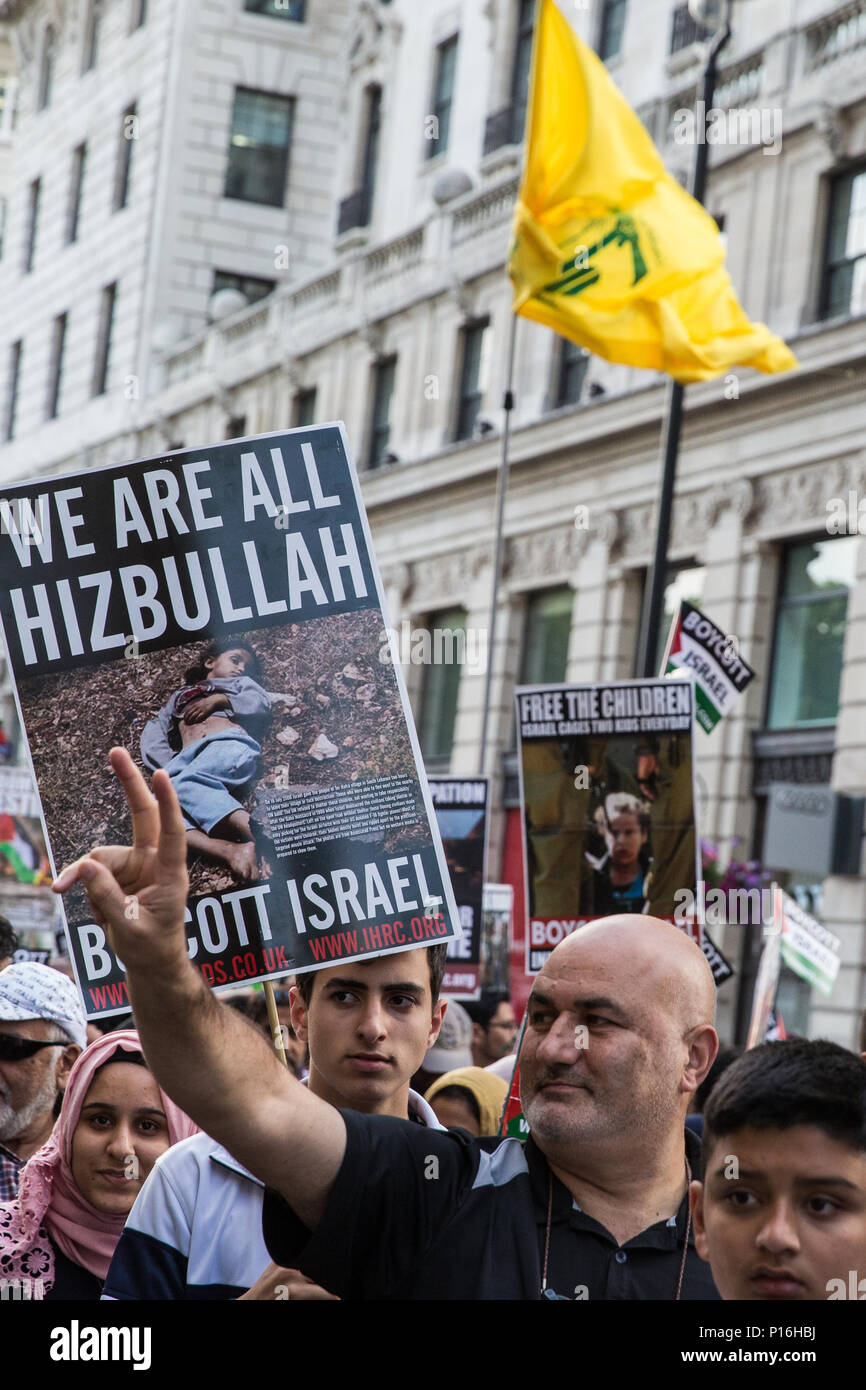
53, 748, 190, 976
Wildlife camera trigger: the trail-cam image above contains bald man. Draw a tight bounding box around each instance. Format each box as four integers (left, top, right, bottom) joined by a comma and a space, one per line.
518, 916, 719, 1297
56, 751, 720, 1300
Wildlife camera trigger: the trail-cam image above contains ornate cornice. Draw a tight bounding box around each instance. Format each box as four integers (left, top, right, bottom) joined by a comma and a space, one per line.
593, 507, 620, 549
379, 560, 411, 602
815, 100, 847, 160
618, 455, 865, 563
348, 0, 402, 76
408, 542, 492, 607
751, 454, 866, 531
446, 276, 475, 320
504, 525, 585, 583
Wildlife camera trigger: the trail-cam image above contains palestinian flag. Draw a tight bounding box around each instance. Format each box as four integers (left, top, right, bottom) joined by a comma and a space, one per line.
663, 600, 755, 732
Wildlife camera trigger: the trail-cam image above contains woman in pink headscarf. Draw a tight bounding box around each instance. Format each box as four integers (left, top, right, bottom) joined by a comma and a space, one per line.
0, 1029, 197, 1298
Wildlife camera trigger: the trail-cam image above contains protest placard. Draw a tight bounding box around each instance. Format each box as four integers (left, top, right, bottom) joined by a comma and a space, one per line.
429, 777, 487, 998
779, 889, 840, 996
516, 677, 698, 973
662, 600, 755, 732
0, 426, 461, 1017
700, 928, 735, 987
11, 947, 52, 965
480, 882, 512, 994
746, 886, 783, 1049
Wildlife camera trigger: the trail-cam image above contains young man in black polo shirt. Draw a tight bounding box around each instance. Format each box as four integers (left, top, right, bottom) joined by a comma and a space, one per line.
56, 750, 720, 1301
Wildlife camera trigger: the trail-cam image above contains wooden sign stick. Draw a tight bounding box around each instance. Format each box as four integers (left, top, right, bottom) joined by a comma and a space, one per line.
263, 978, 289, 1068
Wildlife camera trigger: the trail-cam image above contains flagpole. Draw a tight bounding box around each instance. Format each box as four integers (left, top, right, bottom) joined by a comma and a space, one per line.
636, 11, 732, 678
478, 312, 519, 778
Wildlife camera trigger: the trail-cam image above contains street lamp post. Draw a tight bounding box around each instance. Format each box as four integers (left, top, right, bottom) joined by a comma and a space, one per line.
635, 0, 734, 677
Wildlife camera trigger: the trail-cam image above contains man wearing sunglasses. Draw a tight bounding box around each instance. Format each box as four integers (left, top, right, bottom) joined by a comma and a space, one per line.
0, 962, 86, 1200
463, 989, 518, 1070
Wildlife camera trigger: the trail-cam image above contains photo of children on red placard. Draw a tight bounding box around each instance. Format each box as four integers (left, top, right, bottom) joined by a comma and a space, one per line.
517, 679, 698, 972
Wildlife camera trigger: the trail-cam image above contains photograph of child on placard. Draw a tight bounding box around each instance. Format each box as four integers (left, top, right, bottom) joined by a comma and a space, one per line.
140, 637, 272, 883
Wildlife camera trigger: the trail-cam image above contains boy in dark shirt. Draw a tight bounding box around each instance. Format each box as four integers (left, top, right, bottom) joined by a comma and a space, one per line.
690, 1039, 866, 1300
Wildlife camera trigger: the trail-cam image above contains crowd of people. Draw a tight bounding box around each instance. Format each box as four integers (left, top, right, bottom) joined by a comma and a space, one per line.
0, 747, 864, 1301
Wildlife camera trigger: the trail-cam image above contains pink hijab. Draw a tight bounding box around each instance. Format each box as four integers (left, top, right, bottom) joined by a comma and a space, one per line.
0, 1029, 198, 1290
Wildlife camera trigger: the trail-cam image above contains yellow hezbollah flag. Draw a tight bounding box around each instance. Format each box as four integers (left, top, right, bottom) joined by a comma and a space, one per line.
508, 0, 797, 383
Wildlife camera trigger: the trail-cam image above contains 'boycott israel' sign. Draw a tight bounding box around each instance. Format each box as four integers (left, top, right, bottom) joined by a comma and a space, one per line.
662, 600, 755, 732
779, 890, 841, 996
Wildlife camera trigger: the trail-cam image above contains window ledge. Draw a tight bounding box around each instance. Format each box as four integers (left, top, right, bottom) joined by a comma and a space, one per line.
218, 197, 288, 223
796, 308, 866, 339
479, 143, 522, 179
753, 728, 836, 757
335, 225, 370, 254
752, 727, 836, 794
233, 13, 311, 40
665, 43, 705, 78
419, 148, 448, 174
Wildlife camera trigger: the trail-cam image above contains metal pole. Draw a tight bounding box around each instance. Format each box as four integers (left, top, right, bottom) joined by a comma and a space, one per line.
478, 313, 519, 777
636, 15, 731, 678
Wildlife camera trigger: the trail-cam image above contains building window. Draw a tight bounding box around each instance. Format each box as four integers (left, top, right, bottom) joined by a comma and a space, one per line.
520, 587, 574, 686
652, 563, 706, 670
0, 74, 16, 136
23, 178, 41, 274
212, 269, 275, 306
225, 88, 294, 207
244, 0, 306, 18
225, 414, 247, 440
130, 0, 148, 30
484, 0, 535, 153
82, 0, 103, 73
293, 386, 317, 427
360, 85, 382, 218
766, 537, 858, 729
4, 340, 22, 442
417, 608, 467, 764
37, 26, 56, 110
338, 85, 381, 234
454, 319, 490, 441
427, 36, 458, 159
669, 3, 709, 56
46, 312, 68, 420
114, 105, 137, 211
367, 356, 397, 469
92, 282, 117, 397
599, 0, 628, 61
66, 144, 87, 244
554, 338, 589, 407
511, 0, 535, 138
821, 166, 866, 321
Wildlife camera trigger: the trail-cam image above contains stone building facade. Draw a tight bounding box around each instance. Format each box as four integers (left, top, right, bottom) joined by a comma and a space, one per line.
0, 0, 865, 1043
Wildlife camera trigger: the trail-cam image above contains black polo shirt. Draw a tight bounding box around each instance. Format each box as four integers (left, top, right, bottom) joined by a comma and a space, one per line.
262, 1112, 719, 1301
